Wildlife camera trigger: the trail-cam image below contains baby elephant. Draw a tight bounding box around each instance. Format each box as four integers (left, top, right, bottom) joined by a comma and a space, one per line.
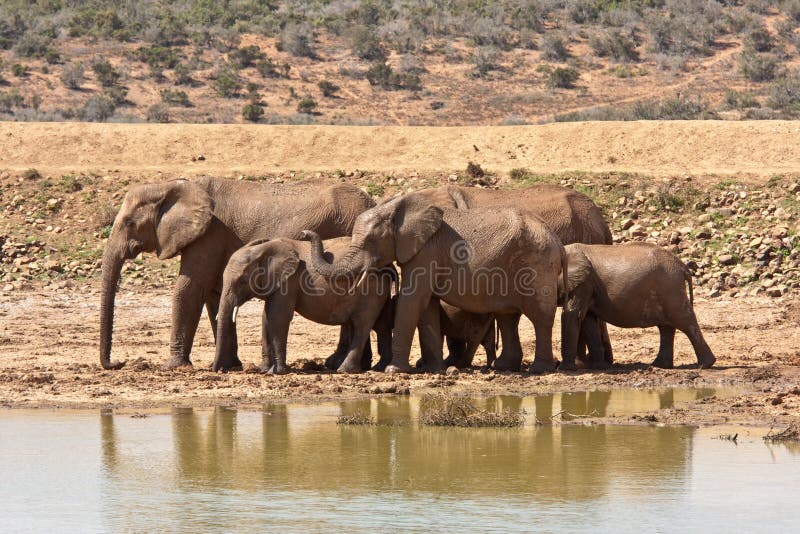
212, 237, 394, 374
560, 242, 715, 370
440, 303, 496, 369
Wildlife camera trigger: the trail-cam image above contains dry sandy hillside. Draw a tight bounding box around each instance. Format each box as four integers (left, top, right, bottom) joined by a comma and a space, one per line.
2, 120, 800, 176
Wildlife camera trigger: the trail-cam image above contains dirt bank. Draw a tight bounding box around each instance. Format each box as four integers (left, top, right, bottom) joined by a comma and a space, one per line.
1, 286, 799, 428
3, 121, 800, 177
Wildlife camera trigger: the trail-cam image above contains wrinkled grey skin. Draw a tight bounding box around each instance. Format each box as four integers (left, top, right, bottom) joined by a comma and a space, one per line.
304, 193, 567, 374
560, 242, 716, 370
410, 184, 614, 371
213, 237, 394, 374
99, 178, 374, 370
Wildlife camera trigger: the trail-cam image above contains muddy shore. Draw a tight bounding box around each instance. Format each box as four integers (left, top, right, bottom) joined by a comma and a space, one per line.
2, 286, 799, 429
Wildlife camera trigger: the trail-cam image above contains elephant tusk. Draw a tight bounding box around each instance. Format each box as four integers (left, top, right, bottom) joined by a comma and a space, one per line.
356, 269, 368, 288
232, 305, 239, 324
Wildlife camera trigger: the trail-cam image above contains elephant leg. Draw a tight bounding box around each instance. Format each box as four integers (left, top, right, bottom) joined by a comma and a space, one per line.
525, 294, 557, 375
442, 337, 466, 368
260, 304, 274, 372
326, 325, 350, 370
417, 298, 444, 373
599, 319, 614, 364
386, 285, 433, 374
581, 314, 611, 370
680, 315, 716, 369
338, 322, 371, 374
166, 274, 207, 369
493, 313, 523, 371
373, 307, 393, 372
264, 297, 294, 375
559, 308, 583, 371
652, 326, 676, 369
482, 320, 497, 368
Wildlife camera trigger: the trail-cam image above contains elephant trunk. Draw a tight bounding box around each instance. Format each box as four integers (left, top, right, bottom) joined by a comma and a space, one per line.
301, 230, 369, 281
212, 293, 238, 372
99, 243, 127, 370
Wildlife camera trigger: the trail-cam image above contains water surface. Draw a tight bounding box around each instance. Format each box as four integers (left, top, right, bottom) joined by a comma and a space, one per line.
1, 388, 797, 532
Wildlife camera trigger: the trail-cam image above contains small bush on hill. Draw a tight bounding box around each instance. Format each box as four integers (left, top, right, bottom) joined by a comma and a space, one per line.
277, 23, 315, 58
61, 62, 85, 90
542, 33, 571, 61
91, 57, 120, 87
740, 50, 780, 82
549, 67, 580, 88
318, 80, 340, 97
81, 95, 116, 122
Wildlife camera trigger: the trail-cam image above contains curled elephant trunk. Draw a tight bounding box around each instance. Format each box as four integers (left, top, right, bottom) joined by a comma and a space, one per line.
300, 230, 369, 282
99, 246, 127, 370
212, 294, 240, 372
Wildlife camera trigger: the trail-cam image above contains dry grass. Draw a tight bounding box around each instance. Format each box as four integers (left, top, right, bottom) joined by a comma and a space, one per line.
336, 412, 374, 426
419, 391, 525, 428
764, 424, 800, 443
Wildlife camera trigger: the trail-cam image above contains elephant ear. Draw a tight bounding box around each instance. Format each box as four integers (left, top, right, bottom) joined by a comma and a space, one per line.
254, 242, 300, 297
394, 201, 443, 264
155, 180, 213, 260
446, 185, 470, 210
565, 246, 593, 295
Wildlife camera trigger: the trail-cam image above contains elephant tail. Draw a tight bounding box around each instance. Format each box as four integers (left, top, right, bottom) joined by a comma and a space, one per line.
685, 270, 694, 307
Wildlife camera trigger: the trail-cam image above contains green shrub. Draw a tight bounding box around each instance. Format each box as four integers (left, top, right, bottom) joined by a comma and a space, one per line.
229, 45, 265, 69
131, 45, 180, 69
768, 72, 800, 110
542, 33, 570, 61
80, 95, 116, 122
318, 80, 340, 97
91, 58, 120, 87
296, 96, 317, 114
0, 89, 24, 112
146, 103, 170, 123
589, 30, 640, 63
255, 58, 279, 78
471, 46, 501, 77
11, 63, 29, 77
14, 33, 57, 60
212, 67, 242, 98
745, 26, 774, 52
548, 67, 580, 89
242, 102, 265, 122
724, 89, 760, 110
366, 63, 422, 91
60, 62, 84, 90
419, 392, 525, 428
160, 89, 191, 107
173, 63, 194, 85
740, 50, 780, 82
277, 23, 315, 58
348, 25, 386, 61
103, 86, 128, 105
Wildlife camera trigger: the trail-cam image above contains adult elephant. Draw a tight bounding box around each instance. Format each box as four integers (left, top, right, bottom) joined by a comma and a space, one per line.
303, 194, 567, 374
99, 177, 374, 370
414, 184, 613, 371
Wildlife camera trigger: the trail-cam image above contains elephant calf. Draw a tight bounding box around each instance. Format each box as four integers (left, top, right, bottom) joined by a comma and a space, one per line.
560, 242, 716, 370
213, 237, 394, 374
414, 302, 496, 370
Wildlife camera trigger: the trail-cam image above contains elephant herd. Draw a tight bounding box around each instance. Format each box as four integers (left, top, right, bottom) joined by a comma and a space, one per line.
99, 177, 715, 374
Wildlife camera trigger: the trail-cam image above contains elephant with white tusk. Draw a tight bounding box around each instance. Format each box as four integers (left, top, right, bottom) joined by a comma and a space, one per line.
213, 237, 395, 374
99, 177, 374, 371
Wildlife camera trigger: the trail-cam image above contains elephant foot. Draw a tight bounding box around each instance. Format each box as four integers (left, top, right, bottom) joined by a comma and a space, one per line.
493, 353, 522, 372
337, 360, 364, 374
212, 357, 243, 373
696, 354, 716, 369
442, 356, 467, 369
164, 356, 193, 370
372, 360, 390, 372
267, 365, 289, 375
325, 353, 343, 370
414, 357, 425, 369
558, 360, 578, 372
529, 357, 557, 375
419, 361, 445, 374
651, 356, 674, 369
385, 363, 412, 374
102, 359, 127, 370
591, 359, 613, 371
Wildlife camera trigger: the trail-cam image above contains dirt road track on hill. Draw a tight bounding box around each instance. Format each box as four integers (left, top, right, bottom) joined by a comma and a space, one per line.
2, 121, 800, 177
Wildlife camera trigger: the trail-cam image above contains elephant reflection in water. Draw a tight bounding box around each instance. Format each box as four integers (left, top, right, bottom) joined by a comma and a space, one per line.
99, 404, 695, 502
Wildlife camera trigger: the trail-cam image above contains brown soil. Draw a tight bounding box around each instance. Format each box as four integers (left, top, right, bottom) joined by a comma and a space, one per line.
3, 121, 800, 177
2, 285, 799, 428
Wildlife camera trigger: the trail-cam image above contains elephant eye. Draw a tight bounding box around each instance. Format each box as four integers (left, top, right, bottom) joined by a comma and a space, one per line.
125, 218, 135, 228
